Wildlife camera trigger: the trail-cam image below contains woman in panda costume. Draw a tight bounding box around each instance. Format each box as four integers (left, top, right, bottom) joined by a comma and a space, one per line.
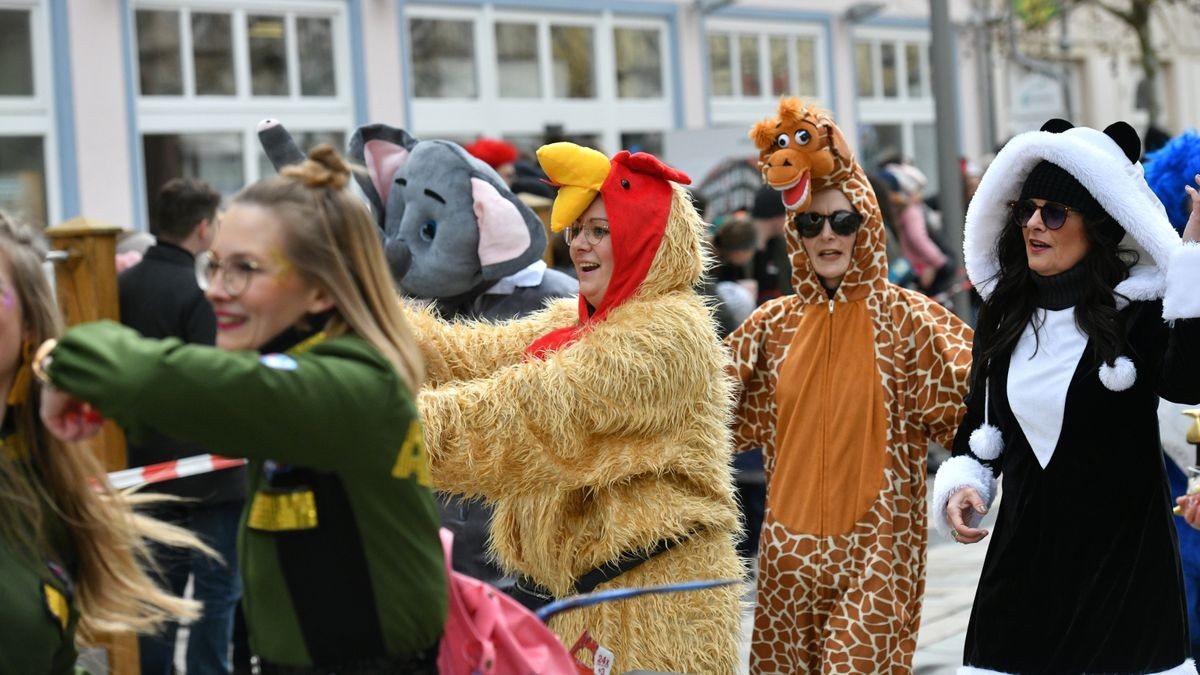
933, 119, 1200, 674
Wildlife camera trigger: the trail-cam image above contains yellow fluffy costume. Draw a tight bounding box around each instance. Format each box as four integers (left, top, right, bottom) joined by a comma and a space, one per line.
411, 143, 744, 673
726, 99, 973, 673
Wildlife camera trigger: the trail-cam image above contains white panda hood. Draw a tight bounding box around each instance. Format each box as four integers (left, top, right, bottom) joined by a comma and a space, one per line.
964, 119, 1181, 306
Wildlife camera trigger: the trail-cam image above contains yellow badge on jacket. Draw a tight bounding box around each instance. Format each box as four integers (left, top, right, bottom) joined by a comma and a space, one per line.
392, 420, 432, 487
42, 583, 69, 632
247, 489, 318, 531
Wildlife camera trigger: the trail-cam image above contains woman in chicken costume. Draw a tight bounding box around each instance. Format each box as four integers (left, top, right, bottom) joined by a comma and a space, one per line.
725, 98, 974, 673
410, 142, 744, 673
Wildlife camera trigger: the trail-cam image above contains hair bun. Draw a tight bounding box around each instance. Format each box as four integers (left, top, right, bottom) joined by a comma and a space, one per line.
282, 143, 350, 190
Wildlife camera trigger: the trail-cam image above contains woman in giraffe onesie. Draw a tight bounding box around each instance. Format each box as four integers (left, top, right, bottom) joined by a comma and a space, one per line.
725, 98, 974, 673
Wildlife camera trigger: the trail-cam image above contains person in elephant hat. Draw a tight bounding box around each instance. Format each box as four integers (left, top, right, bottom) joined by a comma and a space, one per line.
936, 118, 1200, 674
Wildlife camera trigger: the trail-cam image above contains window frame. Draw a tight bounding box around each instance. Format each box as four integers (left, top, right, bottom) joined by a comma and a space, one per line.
704, 17, 830, 127
132, 0, 354, 224
852, 28, 931, 103
133, 0, 350, 105
0, 0, 62, 226
852, 26, 937, 186
405, 5, 674, 154
611, 20, 667, 101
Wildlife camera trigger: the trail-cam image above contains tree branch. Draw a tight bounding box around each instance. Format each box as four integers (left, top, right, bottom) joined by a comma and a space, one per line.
1085, 0, 1137, 24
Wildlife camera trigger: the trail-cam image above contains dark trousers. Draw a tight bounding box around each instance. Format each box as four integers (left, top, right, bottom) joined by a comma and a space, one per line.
140, 500, 244, 675
733, 448, 766, 561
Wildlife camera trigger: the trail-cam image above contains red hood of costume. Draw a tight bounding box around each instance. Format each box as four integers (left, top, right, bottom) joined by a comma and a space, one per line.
526, 149, 690, 359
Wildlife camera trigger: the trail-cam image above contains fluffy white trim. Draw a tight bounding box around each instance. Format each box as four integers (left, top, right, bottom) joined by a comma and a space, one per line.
1098, 355, 1137, 391
965, 126, 1178, 301
968, 424, 1004, 460
1163, 242, 1200, 321
931, 455, 997, 541
958, 659, 1197, 675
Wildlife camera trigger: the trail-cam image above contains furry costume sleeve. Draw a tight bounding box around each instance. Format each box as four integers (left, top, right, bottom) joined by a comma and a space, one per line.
421, 294, 726, 498
407, 298, 578, 386
898, 287, 974, 448
724, 298, 790, 453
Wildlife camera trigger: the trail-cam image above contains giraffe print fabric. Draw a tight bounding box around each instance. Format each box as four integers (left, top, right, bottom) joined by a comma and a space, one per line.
726, 100, 974, 674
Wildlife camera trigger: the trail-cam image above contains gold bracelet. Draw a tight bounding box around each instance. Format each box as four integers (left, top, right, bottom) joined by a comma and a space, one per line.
31, 338, 58, 386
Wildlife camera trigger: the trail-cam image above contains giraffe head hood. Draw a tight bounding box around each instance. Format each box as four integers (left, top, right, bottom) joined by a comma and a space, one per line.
750, 101, 888, 303
526, 143, 704, 357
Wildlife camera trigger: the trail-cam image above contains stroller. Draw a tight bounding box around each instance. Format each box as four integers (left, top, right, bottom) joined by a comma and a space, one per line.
437, 529, 739, 675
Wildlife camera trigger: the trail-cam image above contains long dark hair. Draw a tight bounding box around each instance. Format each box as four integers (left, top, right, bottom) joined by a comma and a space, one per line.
974, 209, 1137, 372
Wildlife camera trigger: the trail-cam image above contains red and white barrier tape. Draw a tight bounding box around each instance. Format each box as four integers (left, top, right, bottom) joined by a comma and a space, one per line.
106, 454, 246, 490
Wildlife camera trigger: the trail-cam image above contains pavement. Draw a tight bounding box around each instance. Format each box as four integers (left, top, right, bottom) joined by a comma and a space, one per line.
910, 533, 992, 675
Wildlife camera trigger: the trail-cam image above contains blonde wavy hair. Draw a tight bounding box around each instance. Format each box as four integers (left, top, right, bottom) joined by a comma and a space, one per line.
0, 211, 204, 641
233, 144, 425, 393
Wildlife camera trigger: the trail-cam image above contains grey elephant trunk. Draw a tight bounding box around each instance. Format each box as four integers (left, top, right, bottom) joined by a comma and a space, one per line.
385, 238, 412, 287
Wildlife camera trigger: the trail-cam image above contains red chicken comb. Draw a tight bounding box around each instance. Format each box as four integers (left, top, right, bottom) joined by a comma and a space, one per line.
613, 151, 691, 186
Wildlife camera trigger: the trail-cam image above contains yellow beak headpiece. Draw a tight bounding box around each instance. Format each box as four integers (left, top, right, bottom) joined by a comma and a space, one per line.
536, 142, 611, 232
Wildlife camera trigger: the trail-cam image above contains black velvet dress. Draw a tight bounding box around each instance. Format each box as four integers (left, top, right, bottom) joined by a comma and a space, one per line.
956, 299, 1200, 673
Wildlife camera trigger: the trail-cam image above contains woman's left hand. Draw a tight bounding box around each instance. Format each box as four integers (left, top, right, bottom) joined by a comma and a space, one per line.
40, 386, 104, 442
1182, 174, 1200, 243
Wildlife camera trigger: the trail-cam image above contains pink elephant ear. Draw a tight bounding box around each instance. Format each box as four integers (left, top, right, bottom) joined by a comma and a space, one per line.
472, 177, 531, 277
364, 140, 410, 205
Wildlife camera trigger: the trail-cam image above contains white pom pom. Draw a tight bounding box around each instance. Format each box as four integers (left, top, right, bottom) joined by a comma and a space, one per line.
968, 424, 1004, 460
1099, 356, 1136, 392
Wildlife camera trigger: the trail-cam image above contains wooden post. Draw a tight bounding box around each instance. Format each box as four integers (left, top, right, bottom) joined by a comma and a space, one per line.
519, 193, 556, 266
44, 217, 140, 675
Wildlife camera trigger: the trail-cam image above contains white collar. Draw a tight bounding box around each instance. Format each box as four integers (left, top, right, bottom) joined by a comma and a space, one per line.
484, 259, 548, 296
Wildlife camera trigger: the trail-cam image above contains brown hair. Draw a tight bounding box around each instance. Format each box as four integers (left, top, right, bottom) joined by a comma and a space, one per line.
0, 211, 204, 641
233, 145, 425, 393
153, 177, 221, 244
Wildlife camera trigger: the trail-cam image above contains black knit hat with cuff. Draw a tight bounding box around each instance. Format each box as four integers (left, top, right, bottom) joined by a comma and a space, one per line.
1019, 160, 1123, 241
1019, 161, 1103, 218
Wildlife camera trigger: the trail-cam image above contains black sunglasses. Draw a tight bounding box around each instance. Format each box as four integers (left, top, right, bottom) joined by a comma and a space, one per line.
1008, 199, 1076, 231
794, 210, 863, 238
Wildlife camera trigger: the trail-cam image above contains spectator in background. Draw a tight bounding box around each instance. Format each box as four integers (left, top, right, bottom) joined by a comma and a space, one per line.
464, 137, 519, 188
119, 177, 246, 675
881, 162, 952, 295
867, 172, 912, 286
688, 188, 742, 338
116, 230, 156, 273
465, 135, 560, 201
710, 217, 759, 328
1143, 124, 1172, 159
750, 186, 793, 304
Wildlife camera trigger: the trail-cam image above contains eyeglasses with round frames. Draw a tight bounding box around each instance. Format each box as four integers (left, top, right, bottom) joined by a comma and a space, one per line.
195, 251, 277, 299
564, 218, 611, 246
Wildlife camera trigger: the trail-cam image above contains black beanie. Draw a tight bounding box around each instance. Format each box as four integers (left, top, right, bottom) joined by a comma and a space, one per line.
1019, 161, 1104, 219
751, 185, 786, 219
1019, 160, 1124, 242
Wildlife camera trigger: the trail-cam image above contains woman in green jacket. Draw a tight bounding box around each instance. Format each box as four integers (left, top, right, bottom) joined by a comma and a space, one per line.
37, 146, 447, 673
0, 211, 202, 673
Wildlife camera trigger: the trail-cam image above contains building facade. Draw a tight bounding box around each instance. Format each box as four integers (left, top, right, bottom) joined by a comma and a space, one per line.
1, 0, 1197, 230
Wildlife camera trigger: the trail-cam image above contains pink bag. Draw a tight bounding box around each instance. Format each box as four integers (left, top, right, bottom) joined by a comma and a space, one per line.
437, 529, 578, 675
